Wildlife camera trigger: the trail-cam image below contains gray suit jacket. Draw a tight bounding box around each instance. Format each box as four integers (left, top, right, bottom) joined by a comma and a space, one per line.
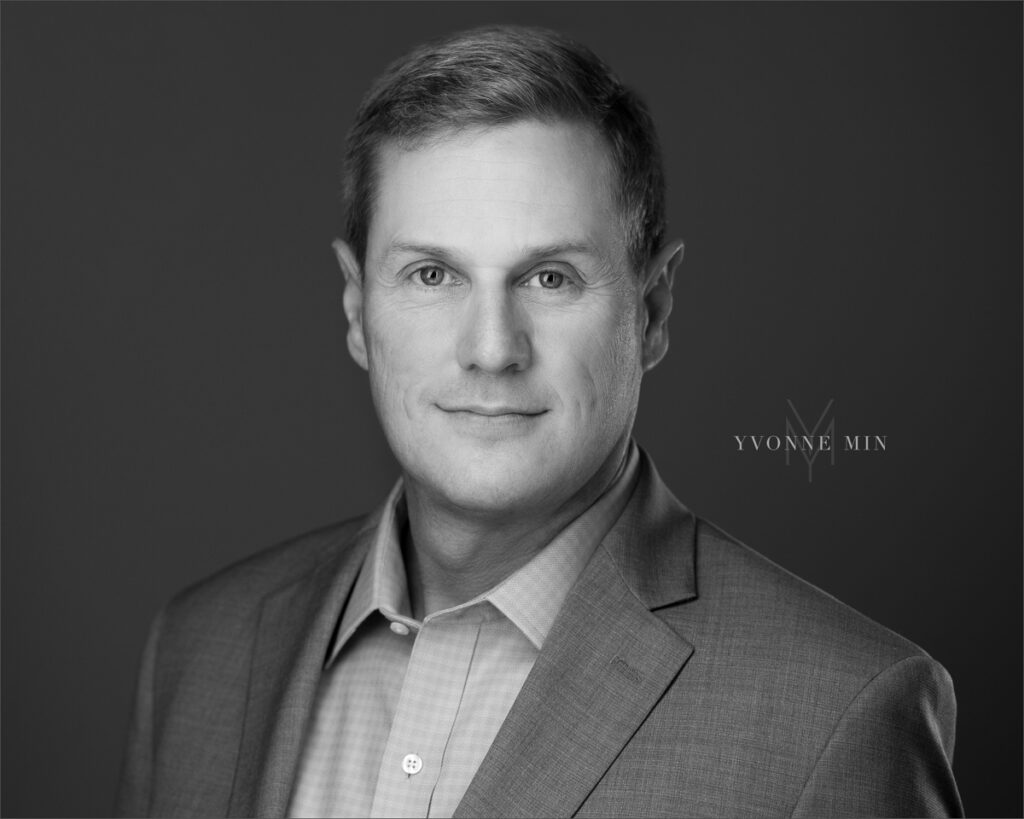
116, 452, 963, 817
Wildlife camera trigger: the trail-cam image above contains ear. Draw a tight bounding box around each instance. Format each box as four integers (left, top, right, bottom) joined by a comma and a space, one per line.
333, 239, 368, 371
640, 239, 685, 372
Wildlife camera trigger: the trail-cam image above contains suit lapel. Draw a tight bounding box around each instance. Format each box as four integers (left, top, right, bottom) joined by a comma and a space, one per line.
456, 451, 699, 818
227, 520, 376, 818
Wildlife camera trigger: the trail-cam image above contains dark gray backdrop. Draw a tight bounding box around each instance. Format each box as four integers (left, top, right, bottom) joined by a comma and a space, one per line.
3, 2, 1021, 816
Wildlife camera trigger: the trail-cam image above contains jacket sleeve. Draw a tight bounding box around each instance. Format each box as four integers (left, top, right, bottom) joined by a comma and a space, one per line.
114, 607, 165, 818
791, 654, 963, 818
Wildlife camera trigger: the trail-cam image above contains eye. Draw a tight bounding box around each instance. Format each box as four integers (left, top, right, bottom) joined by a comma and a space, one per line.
526, 269, 567, 289
416, 265, 449, 286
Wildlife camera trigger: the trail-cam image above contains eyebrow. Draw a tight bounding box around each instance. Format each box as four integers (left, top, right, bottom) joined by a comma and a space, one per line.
381, 240, 600, 268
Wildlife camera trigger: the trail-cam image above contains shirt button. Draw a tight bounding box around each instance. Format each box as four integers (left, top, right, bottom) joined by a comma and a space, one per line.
402, 753, 423, 775
390, 622, 410, 636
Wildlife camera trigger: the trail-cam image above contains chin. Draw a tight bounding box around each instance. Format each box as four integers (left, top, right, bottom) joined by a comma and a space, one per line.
437, 482, 537, 516
407, 443, 570, 516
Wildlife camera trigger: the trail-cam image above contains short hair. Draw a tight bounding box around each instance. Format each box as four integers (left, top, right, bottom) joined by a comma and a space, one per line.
342, 24, 666, 273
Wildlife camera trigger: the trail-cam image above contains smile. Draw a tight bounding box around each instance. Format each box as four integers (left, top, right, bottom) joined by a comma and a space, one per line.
444, 403, 548, 415
440, 405, 547, 418
436, 405, 549, 433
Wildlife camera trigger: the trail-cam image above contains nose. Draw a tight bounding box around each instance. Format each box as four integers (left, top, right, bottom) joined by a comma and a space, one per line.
455, 284, 532, 373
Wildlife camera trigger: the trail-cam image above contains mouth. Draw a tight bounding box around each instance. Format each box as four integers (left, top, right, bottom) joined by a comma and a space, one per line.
438, 404, 548, 418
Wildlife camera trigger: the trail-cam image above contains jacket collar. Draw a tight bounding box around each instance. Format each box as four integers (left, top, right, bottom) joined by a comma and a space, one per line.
598, 446, 698, 611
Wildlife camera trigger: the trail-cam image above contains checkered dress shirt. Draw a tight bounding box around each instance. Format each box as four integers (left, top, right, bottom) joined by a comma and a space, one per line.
287, 442, 640, 818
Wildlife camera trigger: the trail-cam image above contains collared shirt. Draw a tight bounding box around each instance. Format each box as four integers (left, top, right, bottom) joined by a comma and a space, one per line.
288, 441, 640, 819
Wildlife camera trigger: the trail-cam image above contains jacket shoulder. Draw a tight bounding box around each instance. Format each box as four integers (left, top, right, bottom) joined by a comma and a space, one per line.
688, 518, 933, 674
160, 514, 370, 636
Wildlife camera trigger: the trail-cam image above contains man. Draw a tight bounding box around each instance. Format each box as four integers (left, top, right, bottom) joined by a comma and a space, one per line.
116, 25, 963, 818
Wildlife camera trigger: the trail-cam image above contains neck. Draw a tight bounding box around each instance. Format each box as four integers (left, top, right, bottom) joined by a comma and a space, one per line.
401, 438, 630, 619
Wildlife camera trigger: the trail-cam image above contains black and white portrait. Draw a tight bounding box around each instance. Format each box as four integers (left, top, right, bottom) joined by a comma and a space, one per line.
2, 3, 1020, 817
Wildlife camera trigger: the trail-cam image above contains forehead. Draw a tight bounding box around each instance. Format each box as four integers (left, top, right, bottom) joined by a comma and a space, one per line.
367, 120, 625, 265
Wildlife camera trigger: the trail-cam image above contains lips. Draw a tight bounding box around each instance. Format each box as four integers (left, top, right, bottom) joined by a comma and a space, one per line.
438, 404, 547, 417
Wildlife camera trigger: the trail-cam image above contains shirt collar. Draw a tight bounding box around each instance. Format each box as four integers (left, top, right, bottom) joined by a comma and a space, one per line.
326, 440, 640, 667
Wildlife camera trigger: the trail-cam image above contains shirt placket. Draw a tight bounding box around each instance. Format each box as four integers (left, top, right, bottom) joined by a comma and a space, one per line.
370, 614, 483, 819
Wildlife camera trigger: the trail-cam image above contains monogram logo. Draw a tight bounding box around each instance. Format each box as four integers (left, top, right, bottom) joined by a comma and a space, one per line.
785, 399, 837, 483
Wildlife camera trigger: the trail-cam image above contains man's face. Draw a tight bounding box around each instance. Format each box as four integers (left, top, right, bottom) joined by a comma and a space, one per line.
342, 120, 666, 517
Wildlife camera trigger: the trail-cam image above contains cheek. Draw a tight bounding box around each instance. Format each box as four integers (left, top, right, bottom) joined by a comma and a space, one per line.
363, 296, 458, 428
557, 302, 643, 423
364, 307, 426, 423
